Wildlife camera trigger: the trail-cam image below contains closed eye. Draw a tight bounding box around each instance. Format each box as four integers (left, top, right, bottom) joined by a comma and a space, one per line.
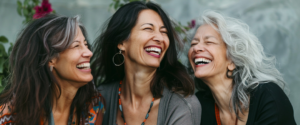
144, 28, 152, 30
206, 41, 214, 44
160, 31, 168, 34
190, 42, 198, 46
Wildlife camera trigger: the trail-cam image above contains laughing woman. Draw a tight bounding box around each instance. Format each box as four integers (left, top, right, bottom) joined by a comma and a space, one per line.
92, 1, 201, 125
0, 14, 105, 125
189, 11, 296, 125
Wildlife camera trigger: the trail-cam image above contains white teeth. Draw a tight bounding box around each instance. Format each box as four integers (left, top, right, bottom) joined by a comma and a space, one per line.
149, 52, 159, 55
195, 58, 212, 65
145, 47, 161, 54
76, 63, 90, 69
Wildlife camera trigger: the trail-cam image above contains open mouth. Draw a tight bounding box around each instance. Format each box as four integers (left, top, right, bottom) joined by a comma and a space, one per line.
194, 58, 212, 65
145, 47, 162, 56
76, 63, 90, 69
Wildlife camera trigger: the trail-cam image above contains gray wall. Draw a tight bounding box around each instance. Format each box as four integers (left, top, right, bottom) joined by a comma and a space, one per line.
0, 0, 299, 123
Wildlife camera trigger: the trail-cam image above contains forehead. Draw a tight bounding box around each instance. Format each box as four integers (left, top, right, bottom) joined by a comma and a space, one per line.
136, 9, 164, 26
74, 27, 85, 41
195, 24, 220, 38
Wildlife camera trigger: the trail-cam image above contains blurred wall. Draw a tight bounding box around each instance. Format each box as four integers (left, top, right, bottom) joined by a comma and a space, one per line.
0, 0, 299, 123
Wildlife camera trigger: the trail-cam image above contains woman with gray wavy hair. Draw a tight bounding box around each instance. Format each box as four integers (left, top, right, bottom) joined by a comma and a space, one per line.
188, 11, 296, 125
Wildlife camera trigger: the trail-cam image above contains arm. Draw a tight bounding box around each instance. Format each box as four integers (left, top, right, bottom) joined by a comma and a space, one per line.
0, 103, 14, 125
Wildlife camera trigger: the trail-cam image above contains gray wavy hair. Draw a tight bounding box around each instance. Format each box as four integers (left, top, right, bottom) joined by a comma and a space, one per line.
195, 11, 286, 118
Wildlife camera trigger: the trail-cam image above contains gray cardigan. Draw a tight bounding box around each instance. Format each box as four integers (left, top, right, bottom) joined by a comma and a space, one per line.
98, 81, 201, 125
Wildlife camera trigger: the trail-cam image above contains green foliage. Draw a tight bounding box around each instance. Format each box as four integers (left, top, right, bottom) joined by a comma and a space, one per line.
0, 36, 13, 92
17, 0, 40, 24
110, 0, 148, 10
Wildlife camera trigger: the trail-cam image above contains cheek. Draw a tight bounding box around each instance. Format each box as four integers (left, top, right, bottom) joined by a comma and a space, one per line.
210, 47, 228, 70
188, 48, 193, 62
164, 36, 170, 49
56, 51, 80, 72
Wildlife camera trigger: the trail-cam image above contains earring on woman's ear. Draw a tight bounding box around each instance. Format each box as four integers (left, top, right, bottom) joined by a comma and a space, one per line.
113, 49, 125, 66
50, 66, 53, 72
226, 69, 233, 78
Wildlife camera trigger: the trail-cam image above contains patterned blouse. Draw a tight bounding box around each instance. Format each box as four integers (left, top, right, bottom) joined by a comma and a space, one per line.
0, 94, 105, 125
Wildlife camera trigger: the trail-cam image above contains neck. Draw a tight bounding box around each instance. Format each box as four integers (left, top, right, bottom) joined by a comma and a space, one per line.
203, 75, 233, 113
52, 77, 81, 113
122, 61, 156, 108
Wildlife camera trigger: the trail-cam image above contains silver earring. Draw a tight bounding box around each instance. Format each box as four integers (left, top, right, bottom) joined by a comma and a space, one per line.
112, 50, 125, 66
50, 66, 53, 72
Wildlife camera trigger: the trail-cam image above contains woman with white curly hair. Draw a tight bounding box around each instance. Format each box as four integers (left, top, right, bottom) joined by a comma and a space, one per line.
188, 11, 296, 125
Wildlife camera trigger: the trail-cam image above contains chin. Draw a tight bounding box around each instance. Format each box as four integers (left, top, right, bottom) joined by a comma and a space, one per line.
79, 76, 93, 83
194, 71, 206, 79
145, 61, 161, 68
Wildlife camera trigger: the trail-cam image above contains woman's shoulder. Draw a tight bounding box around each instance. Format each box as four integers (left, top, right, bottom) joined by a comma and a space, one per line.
251, 82, 287, 100
97, 81, 119, 93
90, 93, 105, 110
160, 88, 202, 125
250, 82, 293, 110
0, 102, 14, 124
171, 93, 201, 109
248, 82, 296, 125
164, 88, 201, 109
97, 81, 119, 103
87, 93, 106, 124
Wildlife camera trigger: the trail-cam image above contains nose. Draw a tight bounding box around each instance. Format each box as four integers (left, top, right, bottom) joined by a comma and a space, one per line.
193, 43, 204, 53
83, 46, 93, 58
153, 31, 164, 43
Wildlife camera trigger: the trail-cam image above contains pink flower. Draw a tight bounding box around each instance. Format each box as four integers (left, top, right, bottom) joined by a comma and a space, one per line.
189, 20, 196, 28
33, 0, 53, 19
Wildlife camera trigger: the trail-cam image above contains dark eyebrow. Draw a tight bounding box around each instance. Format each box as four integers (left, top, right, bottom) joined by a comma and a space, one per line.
141, 23, 153, 26
160, 26, 166, 29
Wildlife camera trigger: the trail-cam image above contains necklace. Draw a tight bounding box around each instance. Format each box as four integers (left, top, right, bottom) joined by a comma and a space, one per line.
118, 81, 155, 125
215, 103, 238, 125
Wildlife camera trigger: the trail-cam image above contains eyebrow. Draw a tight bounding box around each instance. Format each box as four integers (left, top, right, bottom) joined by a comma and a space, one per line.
141, 23, 154, 27
160, 26, 166, 29
192, 38, 200, 41
73, 40, 87, 43
204, 36, 216, 40
141, 23, 166, 29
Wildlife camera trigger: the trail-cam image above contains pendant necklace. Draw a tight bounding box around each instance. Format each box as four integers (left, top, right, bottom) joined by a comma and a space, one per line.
118, 81, 155, 125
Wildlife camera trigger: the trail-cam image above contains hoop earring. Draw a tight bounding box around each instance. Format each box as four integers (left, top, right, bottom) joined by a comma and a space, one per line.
50, 66, 53, 72
226, 69, 234, 78
112, 50, 125, 66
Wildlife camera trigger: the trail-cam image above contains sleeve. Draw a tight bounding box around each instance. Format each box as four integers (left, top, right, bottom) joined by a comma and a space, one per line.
167, 95, 202, 125
253, 83, 296, 125
0, 103, 14, 125
88, 93, 106, 125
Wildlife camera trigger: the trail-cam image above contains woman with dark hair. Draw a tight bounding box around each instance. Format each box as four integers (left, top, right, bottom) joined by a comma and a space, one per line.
0, 14, 105, 125
92, 1, 201, 125
189, 11, 296, 125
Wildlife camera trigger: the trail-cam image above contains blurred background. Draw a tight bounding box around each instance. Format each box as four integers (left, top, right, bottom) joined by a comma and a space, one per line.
0, 0, 299, 123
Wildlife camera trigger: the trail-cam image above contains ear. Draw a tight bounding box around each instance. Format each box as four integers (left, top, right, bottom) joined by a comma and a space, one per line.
227, 61, 236, 71
117, 41, 126, 51
48, 57, 57, 69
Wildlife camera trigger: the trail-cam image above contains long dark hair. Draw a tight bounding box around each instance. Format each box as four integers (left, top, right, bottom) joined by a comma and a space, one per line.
92, 1, 194, 98
0, 14, 97, 125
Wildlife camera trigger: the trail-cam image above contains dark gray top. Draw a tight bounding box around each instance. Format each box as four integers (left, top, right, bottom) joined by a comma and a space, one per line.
196, 82, 296, 125
98, 81, 201, 125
